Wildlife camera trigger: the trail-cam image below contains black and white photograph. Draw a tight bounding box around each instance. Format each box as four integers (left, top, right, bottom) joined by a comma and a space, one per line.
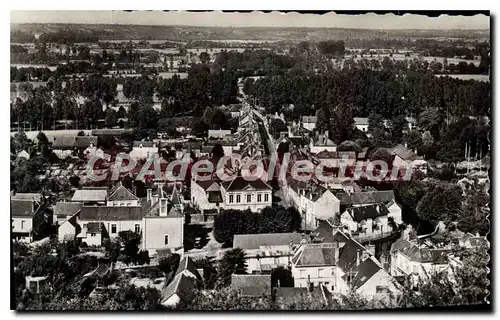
9, 10, 491, 311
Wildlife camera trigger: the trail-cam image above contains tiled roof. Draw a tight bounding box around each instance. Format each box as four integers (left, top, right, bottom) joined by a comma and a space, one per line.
337, 238, 367, 272
11, 199, 36, 217
350, 257, 382, 290
222, 176, 271, 191
207, 191, 222, 203
230, 274, 271, 297
133, 141, 156, 148
174, 256, 202, 279
108, 183, 138, 202
80, 206, 143, 221
161, 273, 197, 303
344, 203, 390, 222
233, 233, 307, 250
387, 144, 424, 162
86, 222, 103, 233
390, 238, 452, 264
292, 243, 339, 267
11, 193, 42, 202
338, 190, 395, 206
312, 223, 349, 244
275, 287, 309, 301
194, 180, 220, 191
72, 189, 108, 202
354, 117, 369, 126
54, 202, 83, 217
316, 151, 356, 160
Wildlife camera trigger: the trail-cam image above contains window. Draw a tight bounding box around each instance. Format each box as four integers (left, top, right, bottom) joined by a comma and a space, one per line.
91, 233, 96, 237
229, 195, 234, 203
111, 224, 117, 234
318, 268, 324, 278
164, 235, 169, 245
113, 203, 117, 206
21, 220, 25, 230
236, 194, 241, 203
135, 224, 141, 234
264, 193, 269, 202
257, 194, 262, 202
247, 194, 251, 203
376, 286, 390, 293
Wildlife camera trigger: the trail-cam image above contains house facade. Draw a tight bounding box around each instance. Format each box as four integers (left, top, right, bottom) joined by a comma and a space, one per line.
220, 176, 272, 212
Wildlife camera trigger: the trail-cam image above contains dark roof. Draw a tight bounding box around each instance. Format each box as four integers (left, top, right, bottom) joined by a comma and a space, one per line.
75, 136, 98, 148
194, 180, 220, 191
170, 188, 182, 205
316, 151, 356, 160
161, 273, 197, 303
292, 244, 339, 267
80, 206, 143, 221
230, 274, 271, 297
222, 176, 271, 191
338, 191, 395, 206
233, 233, 308, 250
11, 193, 42, 202
108, 183, 138, 202
54, 202, 83, 217
87, 222, 103, 233
313, 222, 349, 244
344, 204, 390, 222
390, 238, 452, 264
337, 238, 367, 272
174, 256, 202, 279
207, 191, 223, 203
351, 258, 382, 290
11, 199, 36, 217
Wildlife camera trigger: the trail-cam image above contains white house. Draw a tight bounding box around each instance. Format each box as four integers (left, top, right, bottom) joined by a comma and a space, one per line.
233, 233, 309, 273
130, 141, 158, 161
58, 211, 81, 242
309, 131, 337, 154
354, 117, 369, 133
107, 182, 140, 207
302, 116, 317, 131
390, 237, 452, 281
190, 179, 222, 213
388, 144, 427, 174
340, 203, 396, 236
220, 176, 272, 212
208, 129, 232, 139
285, 179, 341, 231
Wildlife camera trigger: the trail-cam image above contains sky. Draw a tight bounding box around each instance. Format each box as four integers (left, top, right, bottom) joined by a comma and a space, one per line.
10, 11, 490, 30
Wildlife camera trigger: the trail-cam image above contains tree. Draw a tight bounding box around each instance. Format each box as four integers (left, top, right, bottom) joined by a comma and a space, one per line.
457, 185, 490, 236
370, 148, 393, 165
158, 254, 181, 277
271, 266, 294, 287
117, 231, 142, 265
216, 248, 247, 288
269, 118, 288, 139
337, 140, 362, 154
199, 52, 210, 64
329, 102, 355, 144
104, 239, 121, 263
416, 183, 463, 226
211, 143, 224, 158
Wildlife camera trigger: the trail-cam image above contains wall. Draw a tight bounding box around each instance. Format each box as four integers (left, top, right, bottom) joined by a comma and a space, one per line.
221, 189, 272, 212
142, 216, 184, 255
58, 220, 77, 242
292, 265, 343, 292
81, 220, 142, 239
107, 199, 140, 207
387, 203, 403, 224
303, 122, 316, 131
84, 232, 102, 246
12, 217, 33, 234
310, 145, 337, 154
191, 181, 219, 212
357, 269, 400, 298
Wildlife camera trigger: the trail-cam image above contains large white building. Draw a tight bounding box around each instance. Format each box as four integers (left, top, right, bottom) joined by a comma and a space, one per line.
220, 176, 273, 212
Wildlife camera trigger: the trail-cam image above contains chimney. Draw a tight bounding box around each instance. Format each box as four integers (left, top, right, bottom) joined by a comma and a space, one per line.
288, 126, 292, 137
356, 249, 360, 266
146, 188, 152, 203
